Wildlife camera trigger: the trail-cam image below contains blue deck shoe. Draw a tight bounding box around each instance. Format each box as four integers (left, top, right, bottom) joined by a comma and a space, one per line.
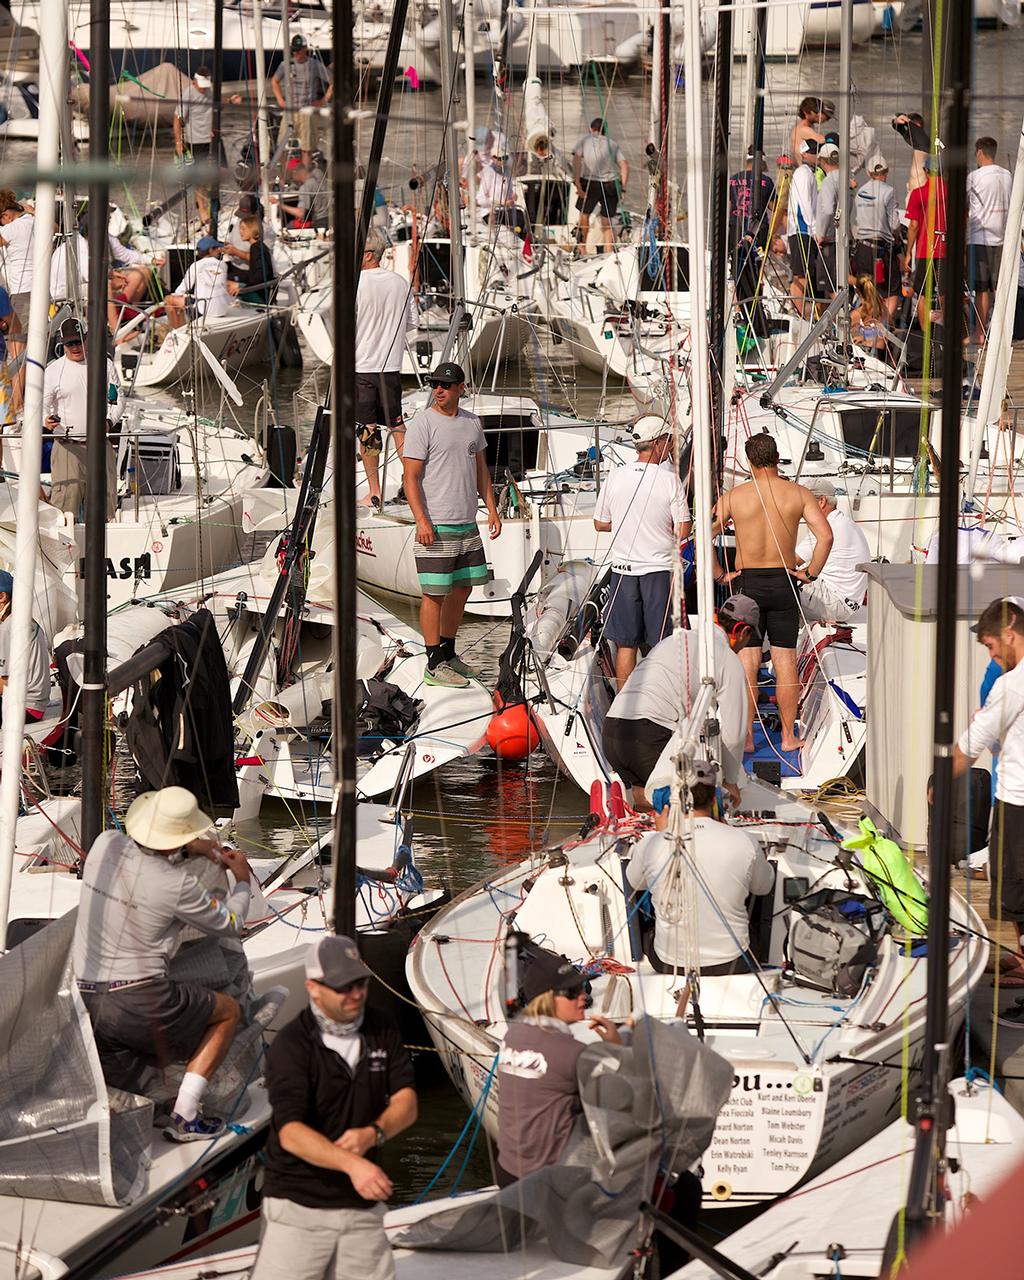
163, 1111, 226, 1143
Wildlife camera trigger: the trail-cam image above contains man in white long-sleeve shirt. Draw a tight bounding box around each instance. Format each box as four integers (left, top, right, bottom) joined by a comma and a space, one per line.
73, 786, 255, 1141
43, 318, 124, 518
954, 597, 1024, 966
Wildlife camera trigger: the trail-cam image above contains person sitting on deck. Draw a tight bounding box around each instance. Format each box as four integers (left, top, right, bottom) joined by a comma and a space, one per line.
602, 594, 758, 812
711, 433, 834, 755
626, 765, 774, 976
495, 945, 622, 1186
793, 478, 871, 624
164, 236, 234, 329
222, 214, 278, 306
72, 786, 255, 1142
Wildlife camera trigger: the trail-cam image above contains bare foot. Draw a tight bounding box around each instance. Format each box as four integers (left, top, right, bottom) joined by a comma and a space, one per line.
780, 736, 807, 752
356, 495, 374, 507
744, 737, 755, 754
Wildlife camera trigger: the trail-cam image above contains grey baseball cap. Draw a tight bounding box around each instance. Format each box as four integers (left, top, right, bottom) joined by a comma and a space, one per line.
692, 758, 718, 786
718, 593, 762, 637
305, 935, 372, 989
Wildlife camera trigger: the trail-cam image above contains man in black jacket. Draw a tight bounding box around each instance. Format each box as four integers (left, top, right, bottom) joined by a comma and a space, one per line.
250, 936, 417, 1280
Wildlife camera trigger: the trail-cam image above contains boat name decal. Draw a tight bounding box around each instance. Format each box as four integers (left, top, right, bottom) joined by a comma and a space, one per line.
78, 553, 153, 581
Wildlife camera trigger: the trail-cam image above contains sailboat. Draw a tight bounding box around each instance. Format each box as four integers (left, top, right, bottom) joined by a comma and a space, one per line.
401, 0, 989, 1215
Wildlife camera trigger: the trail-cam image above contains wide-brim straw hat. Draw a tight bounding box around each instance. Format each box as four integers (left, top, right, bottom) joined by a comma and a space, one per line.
125, 787, 214, 850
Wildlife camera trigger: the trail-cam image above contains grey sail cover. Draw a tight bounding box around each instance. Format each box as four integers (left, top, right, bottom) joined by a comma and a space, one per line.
390, 1016, 733, 1267
0, 912, 151, 1207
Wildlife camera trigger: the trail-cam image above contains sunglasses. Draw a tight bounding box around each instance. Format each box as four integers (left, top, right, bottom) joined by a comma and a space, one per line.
64, 339, 84, 348
326, 976, 370, 994
429, 380, 458, 388
558, 985, 585, 1000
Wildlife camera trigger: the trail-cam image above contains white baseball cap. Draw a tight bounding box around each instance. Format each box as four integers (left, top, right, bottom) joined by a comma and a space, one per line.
632, 414, 673, 445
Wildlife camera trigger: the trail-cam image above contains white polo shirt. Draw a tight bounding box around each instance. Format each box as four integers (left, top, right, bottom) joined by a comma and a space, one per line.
593, 460, 689, 575
959, 659, 1024, 805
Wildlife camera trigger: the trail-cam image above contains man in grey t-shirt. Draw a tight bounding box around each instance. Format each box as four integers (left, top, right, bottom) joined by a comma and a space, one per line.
572, 118, 628, 255
402, 362, 501, 688
272, 34, 332, 170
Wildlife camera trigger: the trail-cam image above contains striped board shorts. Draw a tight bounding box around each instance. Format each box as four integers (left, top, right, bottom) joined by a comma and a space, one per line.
415, 522, 489, 595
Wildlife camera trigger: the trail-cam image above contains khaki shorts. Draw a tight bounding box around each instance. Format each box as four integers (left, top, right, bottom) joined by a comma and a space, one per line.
278, 109, 326, 155
250, 1198, 394, 1280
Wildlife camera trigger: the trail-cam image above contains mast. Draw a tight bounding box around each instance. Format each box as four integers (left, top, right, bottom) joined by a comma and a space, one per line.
355, 0, 412, 256
0, 0, 66, 945
967, 111, 1024, 492
464, 0, 478, 231
901, 0, 972, 1243
438, 0, 469, 370
682, 0, 715, 682
655, 0, 671, 261
252, 0, 274, 224
81, 0, 112, 853
331, 0, 358, 937
836, 0, 853, 377
210, 0, 225, 232
707, 0, 732, 485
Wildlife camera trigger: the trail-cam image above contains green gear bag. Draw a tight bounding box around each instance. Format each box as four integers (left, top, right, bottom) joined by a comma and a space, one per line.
842, 817, 929, 937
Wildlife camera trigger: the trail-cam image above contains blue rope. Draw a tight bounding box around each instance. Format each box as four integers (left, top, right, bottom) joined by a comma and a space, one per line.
413, 1053, 498, 1203
964, 1065, 1002, 1094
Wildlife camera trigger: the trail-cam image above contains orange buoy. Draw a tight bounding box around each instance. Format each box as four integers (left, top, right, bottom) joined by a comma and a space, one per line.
486, 697, 541, 760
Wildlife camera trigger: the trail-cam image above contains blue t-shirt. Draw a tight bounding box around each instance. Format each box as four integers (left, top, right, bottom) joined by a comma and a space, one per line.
0, 286, 13, 363
981, 658, 1002, 799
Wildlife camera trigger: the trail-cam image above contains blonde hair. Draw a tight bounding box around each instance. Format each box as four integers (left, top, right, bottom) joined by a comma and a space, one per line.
239, 214, 262, 240
855, 274, 883, 321
522, 991, 557, 1018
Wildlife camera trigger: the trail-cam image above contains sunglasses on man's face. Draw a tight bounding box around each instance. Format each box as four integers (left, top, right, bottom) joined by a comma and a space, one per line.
429, 380, 457, 389
326, 976, 370, 995
64, 339, 84, 348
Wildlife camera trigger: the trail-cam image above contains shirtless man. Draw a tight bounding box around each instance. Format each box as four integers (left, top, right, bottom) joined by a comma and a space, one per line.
789, 96, 834, 168
711, 433, 833, 753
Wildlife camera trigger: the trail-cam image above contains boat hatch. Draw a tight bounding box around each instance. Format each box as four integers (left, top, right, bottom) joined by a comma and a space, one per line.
837, 406, 930, 461
481, 415, 541, 480
640, 245, 690, 293
419, 240, 453, 299
521, 176, 572, 228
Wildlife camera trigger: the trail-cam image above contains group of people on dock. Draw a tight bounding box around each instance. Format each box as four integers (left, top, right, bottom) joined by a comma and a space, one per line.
729, 95, 1021, 354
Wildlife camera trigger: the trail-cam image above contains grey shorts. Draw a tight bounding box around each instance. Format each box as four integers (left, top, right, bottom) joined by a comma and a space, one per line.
79, 976, 216, 1068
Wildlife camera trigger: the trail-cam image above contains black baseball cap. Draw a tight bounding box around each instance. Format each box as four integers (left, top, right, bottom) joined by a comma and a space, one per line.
291, 33, 308, 50
429, 361, 466, 386
59, 318, 86, 343
521, 948, 583, 1004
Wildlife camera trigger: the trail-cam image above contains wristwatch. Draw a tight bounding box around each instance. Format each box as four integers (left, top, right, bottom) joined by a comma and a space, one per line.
372, 1123, 386, 1148
804, 574, 817, 582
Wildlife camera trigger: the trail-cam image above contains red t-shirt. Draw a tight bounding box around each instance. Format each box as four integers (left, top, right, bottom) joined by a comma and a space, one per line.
906, 177, 948, 260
